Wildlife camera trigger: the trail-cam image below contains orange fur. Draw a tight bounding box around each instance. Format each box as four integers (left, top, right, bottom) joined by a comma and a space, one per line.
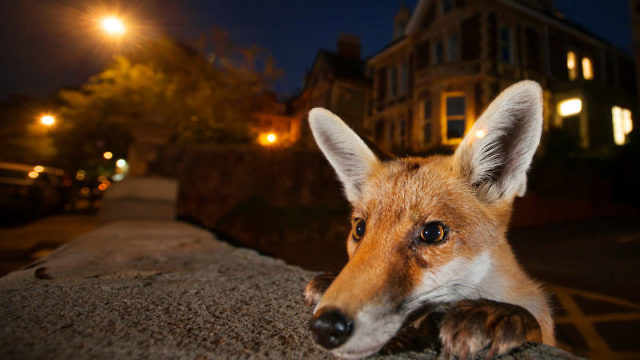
308, 82, 554, 358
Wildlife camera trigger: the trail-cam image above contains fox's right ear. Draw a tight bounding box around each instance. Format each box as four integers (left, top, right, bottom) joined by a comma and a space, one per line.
309, 108, 379, 204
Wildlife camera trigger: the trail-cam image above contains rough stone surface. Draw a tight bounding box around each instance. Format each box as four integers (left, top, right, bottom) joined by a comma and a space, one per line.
0, 221, 582, 360
99, 177, 177, 224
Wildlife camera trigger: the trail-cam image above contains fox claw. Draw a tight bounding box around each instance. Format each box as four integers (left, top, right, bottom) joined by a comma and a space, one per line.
303, 272, 337, 307
439, 299, 542, 358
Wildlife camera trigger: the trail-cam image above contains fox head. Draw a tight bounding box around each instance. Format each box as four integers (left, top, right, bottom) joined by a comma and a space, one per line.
307, 81, 544, 358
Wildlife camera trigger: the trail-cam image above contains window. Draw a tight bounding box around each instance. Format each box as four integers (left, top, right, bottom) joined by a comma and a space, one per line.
612, 106, 633, 145
499, 26, 513, 64
524, 28, 541, 72
422, 98, 432, 143
389, 66, 398, 98
445, 94, 466, 140
376, 68, 387, 101
558, 98, 582, 117
400, 120, 407, 148
399, 62, 409, 95
567, 51, 578, 80
416, 40, 431, 69
434, 40, 444, 64
389, 122, 396, 145
375, 120, 385, 143
447, 33, 459, 62
582, 57, 593, 80
441, 0, 453, 14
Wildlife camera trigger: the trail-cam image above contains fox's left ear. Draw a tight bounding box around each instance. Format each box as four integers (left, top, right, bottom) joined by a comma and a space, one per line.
453, 80, 543, 203
309, 108, 379, 204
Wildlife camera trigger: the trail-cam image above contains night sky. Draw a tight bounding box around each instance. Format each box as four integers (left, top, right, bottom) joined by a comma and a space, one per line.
0, 0, 633, 100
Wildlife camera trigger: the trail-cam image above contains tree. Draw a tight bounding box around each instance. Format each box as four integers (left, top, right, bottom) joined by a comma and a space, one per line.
53, 30, 281, 170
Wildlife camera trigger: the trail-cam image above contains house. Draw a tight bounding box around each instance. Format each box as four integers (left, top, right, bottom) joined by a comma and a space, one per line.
289, 34, 371, 148
367, 0, 636, 153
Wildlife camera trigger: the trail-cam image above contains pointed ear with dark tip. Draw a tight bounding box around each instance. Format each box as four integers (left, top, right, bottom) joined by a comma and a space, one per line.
309, 108, 379, 204
453, 81, 543, 203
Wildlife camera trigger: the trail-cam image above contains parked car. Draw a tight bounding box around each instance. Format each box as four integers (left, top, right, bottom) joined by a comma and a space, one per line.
0, 162, 72, 218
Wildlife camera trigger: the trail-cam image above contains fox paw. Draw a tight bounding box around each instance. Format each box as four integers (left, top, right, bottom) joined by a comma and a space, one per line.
439, 299, 542, 359
304, 272, 337, 306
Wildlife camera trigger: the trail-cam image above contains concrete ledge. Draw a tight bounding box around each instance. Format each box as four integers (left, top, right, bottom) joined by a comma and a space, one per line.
0, 222, 581, 359
99, 177, 177, 224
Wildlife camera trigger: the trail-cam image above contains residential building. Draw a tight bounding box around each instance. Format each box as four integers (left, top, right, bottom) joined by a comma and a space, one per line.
289, 34, 371, 148
368, 0, 636, 153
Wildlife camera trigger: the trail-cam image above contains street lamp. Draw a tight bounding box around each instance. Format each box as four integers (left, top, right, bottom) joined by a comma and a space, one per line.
101, 16, 126, 37
40, 114, 55, 127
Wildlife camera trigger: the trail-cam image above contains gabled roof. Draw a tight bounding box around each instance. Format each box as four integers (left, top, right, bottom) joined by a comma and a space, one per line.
404, 0, 632, 56
315, 50, 367, 81
405, 0, 432, 34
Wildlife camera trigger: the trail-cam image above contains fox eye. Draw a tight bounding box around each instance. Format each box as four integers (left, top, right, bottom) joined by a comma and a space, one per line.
420, 221, 448, 244
353, 218, 366, 241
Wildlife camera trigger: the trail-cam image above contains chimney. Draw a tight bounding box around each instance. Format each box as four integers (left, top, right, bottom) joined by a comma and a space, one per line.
337, 34, 361, 59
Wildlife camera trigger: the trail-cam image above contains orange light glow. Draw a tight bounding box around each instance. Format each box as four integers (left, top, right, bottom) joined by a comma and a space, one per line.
28, 171, 39, 179
103, 151, 113, 160
582, 57, 593, 80
258, 132, 278, 146
40, 114, 55, 126
33, 165, 45, 173
101, 16, 125, 36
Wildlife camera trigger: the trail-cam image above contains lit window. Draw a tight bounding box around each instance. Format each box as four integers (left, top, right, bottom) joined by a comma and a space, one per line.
445, 94, 466, 140
612, 106, 633, 145
447, 33, 459, 62
558, 98, 582, 117
434, 40, 444, 64
582, 57, 593, 80
567, 51, 577, 80
500, 26, 513, 64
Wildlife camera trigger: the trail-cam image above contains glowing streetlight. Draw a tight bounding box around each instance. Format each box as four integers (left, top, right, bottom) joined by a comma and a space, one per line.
101, 16, 126, 37
266, 133, 277, 143
40, 114, 55, 126
103, 151, 113, 160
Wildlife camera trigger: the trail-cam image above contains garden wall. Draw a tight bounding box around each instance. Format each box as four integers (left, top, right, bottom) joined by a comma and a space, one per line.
177, 146, 638, 271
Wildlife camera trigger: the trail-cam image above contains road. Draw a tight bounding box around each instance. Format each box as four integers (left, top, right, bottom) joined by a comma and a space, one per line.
0, 214, 97, 276
511, 216, 640, 360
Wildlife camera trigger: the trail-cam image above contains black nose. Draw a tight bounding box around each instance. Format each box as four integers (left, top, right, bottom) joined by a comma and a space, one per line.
309, 308, 354, 349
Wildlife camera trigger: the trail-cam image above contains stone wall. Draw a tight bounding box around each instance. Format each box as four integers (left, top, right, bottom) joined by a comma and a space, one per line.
177, 146, 351, 271
177, 146, 638, 271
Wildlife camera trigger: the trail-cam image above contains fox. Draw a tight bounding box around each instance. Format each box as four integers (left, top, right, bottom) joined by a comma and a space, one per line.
303, 81, 555, 359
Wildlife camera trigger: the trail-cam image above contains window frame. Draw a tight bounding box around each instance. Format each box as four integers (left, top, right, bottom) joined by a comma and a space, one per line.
499, 25, 514, 64
441, 92, 468, 145
434, 40, 444, 65
447, 33, 459, 62
421, 98, 433, 144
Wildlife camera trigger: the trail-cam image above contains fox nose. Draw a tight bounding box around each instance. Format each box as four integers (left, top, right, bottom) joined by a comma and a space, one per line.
309, 308, 354, 349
